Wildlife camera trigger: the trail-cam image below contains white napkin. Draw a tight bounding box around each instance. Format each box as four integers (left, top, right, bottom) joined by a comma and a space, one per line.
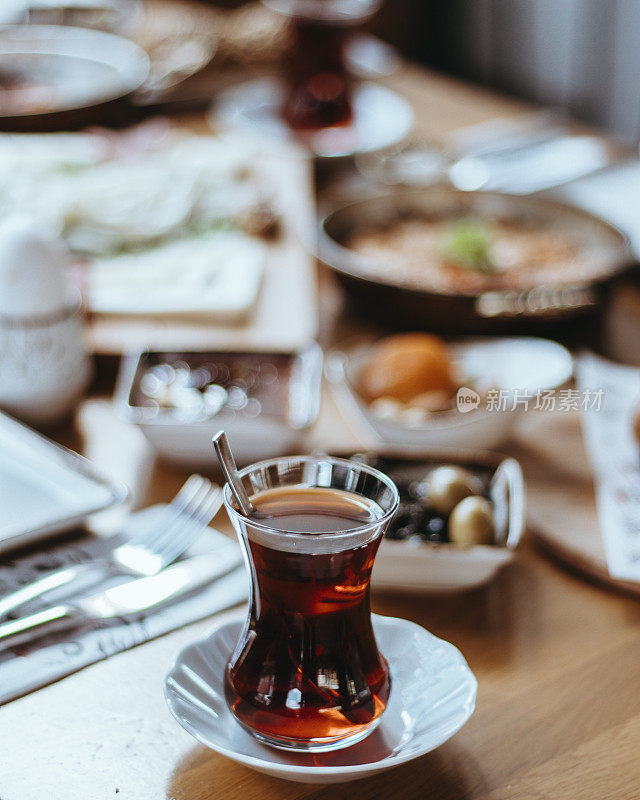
576, 352, 640, 581
0, 506, 247, 705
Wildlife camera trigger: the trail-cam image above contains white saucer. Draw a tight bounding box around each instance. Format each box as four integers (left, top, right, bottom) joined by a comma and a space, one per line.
164, 612, 477, 784
210, 79, 414, 159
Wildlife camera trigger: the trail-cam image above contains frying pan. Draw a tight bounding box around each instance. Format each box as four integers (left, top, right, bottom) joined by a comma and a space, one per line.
318, 186, 635, 335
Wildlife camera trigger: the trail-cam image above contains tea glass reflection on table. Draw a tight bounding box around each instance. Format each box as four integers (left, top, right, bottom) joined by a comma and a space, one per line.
222, 454, 399, 751
263, 0, 382, 132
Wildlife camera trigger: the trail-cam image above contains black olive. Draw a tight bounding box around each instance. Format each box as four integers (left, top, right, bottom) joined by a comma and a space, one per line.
426, 516, 445, 536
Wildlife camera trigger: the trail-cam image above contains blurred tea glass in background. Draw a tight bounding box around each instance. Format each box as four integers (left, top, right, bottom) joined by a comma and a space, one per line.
263, 0, 382, 132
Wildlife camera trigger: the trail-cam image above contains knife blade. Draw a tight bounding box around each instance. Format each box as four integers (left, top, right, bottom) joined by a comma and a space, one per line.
0, 548, 243, 651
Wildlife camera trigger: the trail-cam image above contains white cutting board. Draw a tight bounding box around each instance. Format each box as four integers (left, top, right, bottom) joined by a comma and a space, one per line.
87, 149, 318, 354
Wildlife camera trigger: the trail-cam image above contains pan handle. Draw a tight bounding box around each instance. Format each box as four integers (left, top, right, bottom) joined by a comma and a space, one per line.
474, 285, 597, 319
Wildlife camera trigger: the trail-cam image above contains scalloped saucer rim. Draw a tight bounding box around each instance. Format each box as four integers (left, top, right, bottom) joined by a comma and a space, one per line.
210, 79, 415, 159
164, 612, 477, 783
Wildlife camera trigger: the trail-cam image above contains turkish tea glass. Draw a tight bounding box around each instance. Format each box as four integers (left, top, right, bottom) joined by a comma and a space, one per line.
264, 0, 382, 132
223, 454, 399, 751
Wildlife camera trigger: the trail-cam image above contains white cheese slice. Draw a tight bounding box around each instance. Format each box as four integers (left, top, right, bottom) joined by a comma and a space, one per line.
87, 231, 265, 321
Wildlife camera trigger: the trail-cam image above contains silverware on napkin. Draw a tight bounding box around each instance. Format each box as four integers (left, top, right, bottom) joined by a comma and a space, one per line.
0, 475, 222, 619
449, 134, 611, 194
0, 549, 242, 651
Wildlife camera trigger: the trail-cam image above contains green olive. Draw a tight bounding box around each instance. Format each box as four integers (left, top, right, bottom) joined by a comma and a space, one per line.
420, 465, 484, 515
449, 496, 495, 546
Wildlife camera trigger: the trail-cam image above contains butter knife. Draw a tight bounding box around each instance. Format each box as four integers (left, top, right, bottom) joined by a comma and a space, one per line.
0, 549, 243, 651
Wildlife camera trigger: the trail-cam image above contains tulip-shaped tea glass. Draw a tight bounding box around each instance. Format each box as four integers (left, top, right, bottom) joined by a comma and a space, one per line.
223, 454, 399, 752
264, 0, 383, 132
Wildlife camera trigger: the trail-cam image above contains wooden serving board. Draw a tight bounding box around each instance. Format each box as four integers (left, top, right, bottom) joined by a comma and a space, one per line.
87, 149, 318, 355
509, 410, 640, 598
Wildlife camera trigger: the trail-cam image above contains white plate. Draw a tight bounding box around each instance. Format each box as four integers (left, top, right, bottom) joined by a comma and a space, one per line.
211, 79, 414, 159
0, 411, 126, 552
164, 612, 477, 784
327, 336, 574, 450
0, 25, 149, 117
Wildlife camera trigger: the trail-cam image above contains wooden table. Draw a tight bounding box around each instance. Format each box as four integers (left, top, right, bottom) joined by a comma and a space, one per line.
3, 65, 640, 800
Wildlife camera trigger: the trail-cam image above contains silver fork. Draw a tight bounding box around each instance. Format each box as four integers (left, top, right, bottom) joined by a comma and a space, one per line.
0, 475, 223, 619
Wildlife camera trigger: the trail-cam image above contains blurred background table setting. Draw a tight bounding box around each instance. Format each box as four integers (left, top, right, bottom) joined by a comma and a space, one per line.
2, 1, 640, 798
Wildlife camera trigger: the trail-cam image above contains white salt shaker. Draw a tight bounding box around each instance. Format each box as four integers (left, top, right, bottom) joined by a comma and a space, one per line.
0, 215, 91, 426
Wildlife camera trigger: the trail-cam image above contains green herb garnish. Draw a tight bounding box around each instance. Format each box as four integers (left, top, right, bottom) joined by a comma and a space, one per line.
441, 218, 494, 273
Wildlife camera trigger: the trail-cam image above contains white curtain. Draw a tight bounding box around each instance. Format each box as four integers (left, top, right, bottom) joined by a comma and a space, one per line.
447, 0, 640, 144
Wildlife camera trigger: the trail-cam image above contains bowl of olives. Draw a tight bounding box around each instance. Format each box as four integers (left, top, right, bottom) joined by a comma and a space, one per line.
336, 447, 525, 592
